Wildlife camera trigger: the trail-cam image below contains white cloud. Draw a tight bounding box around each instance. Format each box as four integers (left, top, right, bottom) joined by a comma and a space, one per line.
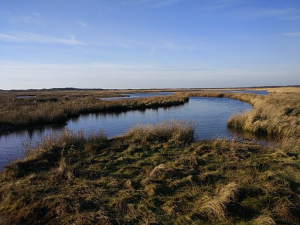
233, 7, 299, 20
283, 32, 300, 37
0, 32, 86, 46
78, 21, 88, 28
161, 40, 176, 49
0, 33, 23, 42
198, 0, 242, 11
5, 11, 43, 24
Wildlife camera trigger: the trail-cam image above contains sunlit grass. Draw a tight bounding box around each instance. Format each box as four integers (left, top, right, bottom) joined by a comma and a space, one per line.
0, 87, 299, 224
0, 120, 299, 224
0, 89, 188, 131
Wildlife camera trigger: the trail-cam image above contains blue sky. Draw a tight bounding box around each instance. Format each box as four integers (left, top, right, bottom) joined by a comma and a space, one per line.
0, 0, 300, 89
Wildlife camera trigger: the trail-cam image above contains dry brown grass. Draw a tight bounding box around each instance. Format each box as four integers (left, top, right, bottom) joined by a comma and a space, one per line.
253, 215, 276, 225
0, 122, 299, 224
262, 86, 300, 94
176, 91, 265, 106
176, 87, 300, 140
227, 92, 300, 138
0, 87, 299, 224
0, 90, 188, 131
196, 182, 239, 222
124, 119, 194, 146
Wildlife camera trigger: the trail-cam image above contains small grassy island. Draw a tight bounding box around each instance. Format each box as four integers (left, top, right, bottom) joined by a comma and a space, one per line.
0, 87, 299, 224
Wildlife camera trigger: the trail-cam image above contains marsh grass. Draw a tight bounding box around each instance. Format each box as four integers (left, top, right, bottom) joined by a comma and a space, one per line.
227, 92, 300, 139
178, 89, 300, 141
0, 90, 188, 131
0, 120, 299, 224
0, 87, 299, 224
176, 91, 264, 105
125, 119, 194, 146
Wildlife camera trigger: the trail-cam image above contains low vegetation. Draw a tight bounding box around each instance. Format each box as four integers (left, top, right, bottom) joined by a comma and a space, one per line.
0, 87, 299, 224
177, 91, 264, 106
0, 90, 187, 131
227, 92, 300, 139
178, 88, 300, 140
0, 120, 299, 224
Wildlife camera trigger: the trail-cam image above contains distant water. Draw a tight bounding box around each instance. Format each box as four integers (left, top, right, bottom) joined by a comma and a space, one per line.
0, 95, 253, 171
101, 92, 173, 100
15, 95, 37, 99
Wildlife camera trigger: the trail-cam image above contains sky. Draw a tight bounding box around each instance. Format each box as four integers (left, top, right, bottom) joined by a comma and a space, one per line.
0, 0, 300, 89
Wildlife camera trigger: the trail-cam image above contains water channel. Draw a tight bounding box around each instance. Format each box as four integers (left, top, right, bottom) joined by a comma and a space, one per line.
0, 91, 267, 171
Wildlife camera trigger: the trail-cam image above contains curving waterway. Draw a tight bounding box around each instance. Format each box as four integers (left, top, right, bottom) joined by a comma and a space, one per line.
0, 91, 265, 171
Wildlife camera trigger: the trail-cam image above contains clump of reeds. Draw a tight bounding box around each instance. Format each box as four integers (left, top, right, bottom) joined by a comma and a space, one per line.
195, 182, 239, 221
1, 130, 107, 181
23, 130, 107, 161
125, 119, 194, 145
227, 92, 300, 139
252, 215, 276, 225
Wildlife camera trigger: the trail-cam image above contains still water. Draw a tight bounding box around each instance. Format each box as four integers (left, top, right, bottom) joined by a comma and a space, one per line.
67, 97, 252, 139
101, 92, 173, 100
0, 95, 254, 170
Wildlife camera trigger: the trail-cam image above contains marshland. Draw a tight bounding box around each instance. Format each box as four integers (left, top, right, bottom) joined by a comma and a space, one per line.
0, 87, 299, 224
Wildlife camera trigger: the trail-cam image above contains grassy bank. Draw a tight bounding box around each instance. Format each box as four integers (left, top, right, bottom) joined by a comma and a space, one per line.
0, 120, 299, 224
178, 88, 300, 140
226, 89, 300, 141
0, 90, 188, 131
177, 91, 264, 106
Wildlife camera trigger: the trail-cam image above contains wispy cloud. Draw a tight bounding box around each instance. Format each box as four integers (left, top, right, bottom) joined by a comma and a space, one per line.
78, 21, 88, 28
233, 7, 299, 20
283, 32, 300, 37
1, 60, 299, 89
199, 0, 241, 11
5, 11, 43, 24
161, 40, 176, 49
0, 33, 86, 46
0, 32, 184, 50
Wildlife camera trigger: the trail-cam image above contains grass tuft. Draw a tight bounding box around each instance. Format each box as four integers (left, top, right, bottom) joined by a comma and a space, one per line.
0, 87, 300, 224
253, 215, 276, 225
125, 119, 194, 146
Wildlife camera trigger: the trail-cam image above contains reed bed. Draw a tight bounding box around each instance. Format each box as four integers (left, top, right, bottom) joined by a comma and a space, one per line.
227, 92, 300, 139
0, 87, 299, 224
0, 90, 188, 131
0, 120, 299, 224
176, 91, 265, 105
177, 89, 300, 140
125, 119, 194, 145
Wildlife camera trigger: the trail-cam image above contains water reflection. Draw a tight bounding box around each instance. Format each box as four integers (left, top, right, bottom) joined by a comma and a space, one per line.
0, 125, 65, 170
227, 126, 277, 146
65, 97, 252, 140
1, 96, 254, 170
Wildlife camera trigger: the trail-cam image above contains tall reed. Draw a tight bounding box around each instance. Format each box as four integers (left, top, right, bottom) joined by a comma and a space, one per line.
125, 119, 195, 145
